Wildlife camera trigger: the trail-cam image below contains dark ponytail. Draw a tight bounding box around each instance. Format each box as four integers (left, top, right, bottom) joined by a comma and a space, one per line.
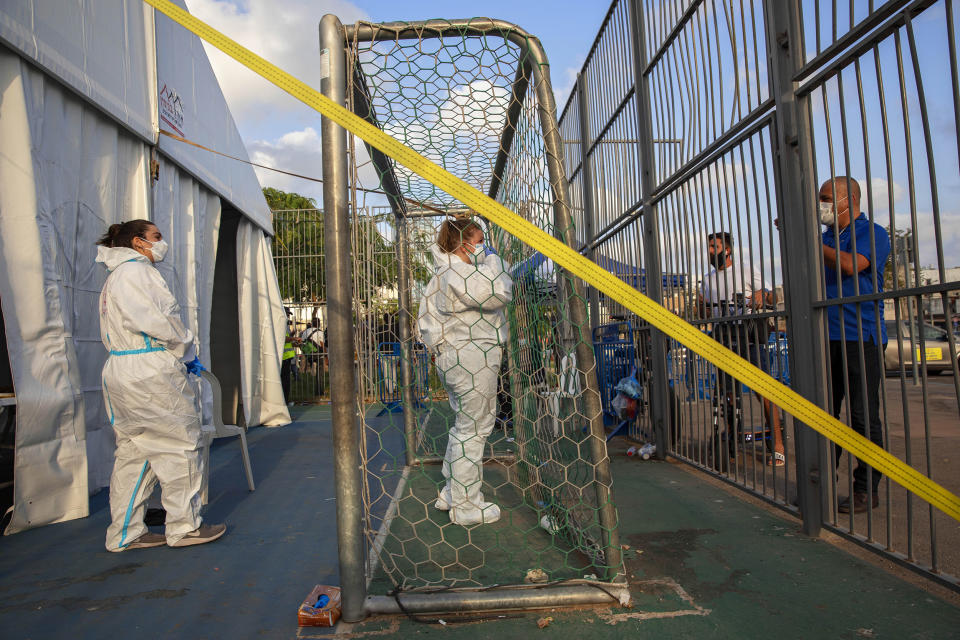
96, 219, 154, 248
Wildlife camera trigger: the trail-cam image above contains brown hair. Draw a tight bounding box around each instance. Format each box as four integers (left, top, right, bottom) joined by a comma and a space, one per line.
96, 219, 155, 248
437, 218, 481, 253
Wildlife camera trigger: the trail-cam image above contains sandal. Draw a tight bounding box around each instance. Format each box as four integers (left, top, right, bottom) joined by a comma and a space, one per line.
767, 451, 785, 467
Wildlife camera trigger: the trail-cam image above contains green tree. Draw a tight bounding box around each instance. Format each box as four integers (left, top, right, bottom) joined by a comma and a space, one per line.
267, 188, 325, 302
266, 187, 403, 304
264, 187, 316, 211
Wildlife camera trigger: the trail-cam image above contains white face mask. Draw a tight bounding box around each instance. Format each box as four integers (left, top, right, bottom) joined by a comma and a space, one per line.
467, 242, 484, 262
819, 202, 836, 227
146, 238, 169, 262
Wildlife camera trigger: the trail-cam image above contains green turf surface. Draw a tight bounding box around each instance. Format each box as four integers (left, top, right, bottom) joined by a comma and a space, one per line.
347, 441, 960, 639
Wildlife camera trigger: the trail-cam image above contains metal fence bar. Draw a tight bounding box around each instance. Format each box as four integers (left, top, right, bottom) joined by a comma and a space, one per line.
319, 13, 366, 622
629, 0, 672, 457
577, 74, 601, 322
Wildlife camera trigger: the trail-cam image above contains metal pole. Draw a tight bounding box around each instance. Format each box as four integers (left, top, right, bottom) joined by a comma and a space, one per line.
365, 583, 629, 615
764, 0, 830, 535
525, 36, 623, 582
576, 73, 601, 324
394, 217, 418, 466
629, 0, 672, 459
319, 13, 367, 622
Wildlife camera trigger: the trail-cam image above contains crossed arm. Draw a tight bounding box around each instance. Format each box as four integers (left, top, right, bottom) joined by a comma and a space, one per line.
823, 245, 870, 276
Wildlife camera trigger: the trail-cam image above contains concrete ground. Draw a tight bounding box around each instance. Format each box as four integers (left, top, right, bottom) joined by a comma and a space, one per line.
670, 374, 960, 582
0, 405, 957, 639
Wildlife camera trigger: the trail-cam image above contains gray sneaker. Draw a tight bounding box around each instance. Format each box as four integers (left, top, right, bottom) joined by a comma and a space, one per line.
113, 532, 166, 552
169, 524, 227, 548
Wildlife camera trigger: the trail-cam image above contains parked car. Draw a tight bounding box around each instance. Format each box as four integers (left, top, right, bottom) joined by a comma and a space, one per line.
884, 320, 957, 374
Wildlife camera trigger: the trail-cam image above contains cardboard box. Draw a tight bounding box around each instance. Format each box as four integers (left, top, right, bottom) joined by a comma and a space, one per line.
297, 585, 342, 627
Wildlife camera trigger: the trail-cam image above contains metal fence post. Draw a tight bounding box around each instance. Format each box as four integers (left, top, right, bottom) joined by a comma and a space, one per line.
764, 0, 830, 535
628, 0, 672, 458
394, 216, 418, 466
576, 73, 601, 324
319, 13, 367, 622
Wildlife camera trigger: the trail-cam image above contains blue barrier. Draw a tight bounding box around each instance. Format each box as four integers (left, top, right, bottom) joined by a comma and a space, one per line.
768, 332, 790, 386
592, 322, 636, 440
376, 342, 430, 415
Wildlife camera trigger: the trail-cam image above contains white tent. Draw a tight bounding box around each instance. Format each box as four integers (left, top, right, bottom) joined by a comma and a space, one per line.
0, 0, 290, 534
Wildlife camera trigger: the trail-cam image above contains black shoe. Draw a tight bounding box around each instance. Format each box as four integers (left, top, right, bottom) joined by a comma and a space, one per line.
838, 492, 880, 514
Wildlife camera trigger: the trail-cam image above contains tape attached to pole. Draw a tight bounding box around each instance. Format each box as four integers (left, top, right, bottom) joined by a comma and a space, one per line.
142, 0, 960, 523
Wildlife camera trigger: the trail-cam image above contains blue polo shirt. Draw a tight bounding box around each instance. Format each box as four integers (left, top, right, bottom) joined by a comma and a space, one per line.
823, 214, 890, 344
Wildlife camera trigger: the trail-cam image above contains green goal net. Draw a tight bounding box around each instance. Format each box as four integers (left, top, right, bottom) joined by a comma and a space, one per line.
343, 19, 621, 591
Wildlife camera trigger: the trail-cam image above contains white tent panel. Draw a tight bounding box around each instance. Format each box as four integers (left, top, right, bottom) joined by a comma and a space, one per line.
237, 220, 291, 428
0, 0, 157, 142
0, 2, 289, 535
152, 156, 222, 430
0, 48, 154, 533
154, 0, 273, 234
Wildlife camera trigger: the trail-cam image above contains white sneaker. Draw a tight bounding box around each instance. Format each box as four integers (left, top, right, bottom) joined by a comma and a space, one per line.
434, 487, 487, 512
434, 487, 452, 511
450, 502, 501, 526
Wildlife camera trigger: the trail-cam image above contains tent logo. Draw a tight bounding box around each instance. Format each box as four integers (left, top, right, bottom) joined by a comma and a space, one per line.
159, 83, 185, 135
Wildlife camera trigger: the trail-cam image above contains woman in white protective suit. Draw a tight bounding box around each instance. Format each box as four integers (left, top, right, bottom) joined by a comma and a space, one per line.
417, 218, 513, 526
95, 220, 225, 550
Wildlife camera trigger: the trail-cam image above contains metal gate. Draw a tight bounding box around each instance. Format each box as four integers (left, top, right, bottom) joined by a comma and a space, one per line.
271, 208, 329, 404
559, 0, 960, 590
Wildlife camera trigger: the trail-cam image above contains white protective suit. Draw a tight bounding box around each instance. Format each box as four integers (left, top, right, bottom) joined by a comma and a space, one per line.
417, 243, 513, 525
96, 246, 203, 549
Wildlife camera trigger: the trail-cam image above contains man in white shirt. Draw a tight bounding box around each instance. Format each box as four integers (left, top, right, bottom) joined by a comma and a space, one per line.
698, 232, 785, 469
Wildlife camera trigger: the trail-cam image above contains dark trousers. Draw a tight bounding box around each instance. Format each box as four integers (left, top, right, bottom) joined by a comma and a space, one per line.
314, 354, 326, 397
829, 340, 884, 494
281, 358, 292, 402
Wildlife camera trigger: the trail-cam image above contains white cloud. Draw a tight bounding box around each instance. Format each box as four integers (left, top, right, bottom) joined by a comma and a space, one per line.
186, 0, 368, 122
377, 80, 514, 207
860, 177, 905, 213
890, 209, 960, 270
554, 66, 579, 111
248, 126, 324, 201
438, 80, 510, 134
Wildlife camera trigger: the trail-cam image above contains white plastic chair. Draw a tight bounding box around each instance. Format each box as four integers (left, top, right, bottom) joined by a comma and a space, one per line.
200, 370, 255, 504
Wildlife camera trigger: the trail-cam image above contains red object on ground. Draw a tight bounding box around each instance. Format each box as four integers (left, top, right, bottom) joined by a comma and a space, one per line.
298, 585, 342, 627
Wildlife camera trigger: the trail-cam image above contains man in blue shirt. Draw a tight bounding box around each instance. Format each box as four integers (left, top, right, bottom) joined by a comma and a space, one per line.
819, 176, 890, 514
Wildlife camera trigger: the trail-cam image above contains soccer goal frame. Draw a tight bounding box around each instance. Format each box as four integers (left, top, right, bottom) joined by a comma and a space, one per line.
319, 14, 625, 622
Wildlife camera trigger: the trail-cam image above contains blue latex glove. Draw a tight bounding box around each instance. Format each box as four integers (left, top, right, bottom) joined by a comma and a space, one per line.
511, 251, 546, 278
185, 357, 206, 376
483, 243, 498, 257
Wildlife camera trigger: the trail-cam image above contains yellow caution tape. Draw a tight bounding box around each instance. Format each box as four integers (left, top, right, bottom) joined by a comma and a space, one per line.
143, 0, 960, 522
